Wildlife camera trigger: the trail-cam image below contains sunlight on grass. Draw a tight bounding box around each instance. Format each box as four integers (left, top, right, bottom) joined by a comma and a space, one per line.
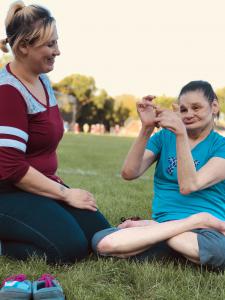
1, 134, 225, 300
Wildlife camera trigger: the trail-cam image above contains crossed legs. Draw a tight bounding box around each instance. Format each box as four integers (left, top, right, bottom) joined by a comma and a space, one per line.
95, 213, 225, 264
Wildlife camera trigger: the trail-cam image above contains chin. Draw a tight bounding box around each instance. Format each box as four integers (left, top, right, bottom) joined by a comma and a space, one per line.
42, 66, 54, 74
185, 124, 200, 131
185, 123, 196, 129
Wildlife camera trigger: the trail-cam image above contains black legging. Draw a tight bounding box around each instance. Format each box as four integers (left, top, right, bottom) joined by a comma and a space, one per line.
0, 191, 111, 263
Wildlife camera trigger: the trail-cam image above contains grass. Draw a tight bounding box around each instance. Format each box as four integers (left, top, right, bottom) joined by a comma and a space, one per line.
1, 133, 225, 299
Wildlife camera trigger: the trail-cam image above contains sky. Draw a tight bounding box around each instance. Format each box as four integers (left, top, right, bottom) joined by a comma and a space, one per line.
1, 0, 225, 98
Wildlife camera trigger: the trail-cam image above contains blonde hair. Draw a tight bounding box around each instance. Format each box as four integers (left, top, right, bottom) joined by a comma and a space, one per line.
0, 1, 55, 57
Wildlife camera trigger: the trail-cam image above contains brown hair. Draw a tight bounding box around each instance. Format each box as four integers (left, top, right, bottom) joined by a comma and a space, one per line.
0, 1, 55, 56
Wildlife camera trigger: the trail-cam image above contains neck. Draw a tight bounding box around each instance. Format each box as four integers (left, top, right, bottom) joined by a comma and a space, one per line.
187, 123, 213, 141
10, 59, 39, 85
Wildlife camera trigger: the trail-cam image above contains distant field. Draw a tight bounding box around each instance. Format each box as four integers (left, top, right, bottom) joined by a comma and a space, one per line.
1, 134, 225, 300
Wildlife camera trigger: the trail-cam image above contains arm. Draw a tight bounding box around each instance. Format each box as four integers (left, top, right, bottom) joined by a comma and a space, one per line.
0, 86, 96, 211
175, 128, 199, 194
176, 133, 225, 194
121, 96, 158, 180
121, 128, 157, 180
15, 166, 97, 211
155, 108, 225, 194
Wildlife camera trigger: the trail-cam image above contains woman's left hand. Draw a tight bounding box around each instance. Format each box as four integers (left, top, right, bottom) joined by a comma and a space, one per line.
155, 105, 186, 135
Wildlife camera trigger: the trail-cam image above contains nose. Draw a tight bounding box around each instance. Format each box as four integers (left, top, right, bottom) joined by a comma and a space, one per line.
185, 110, 194, 118
53, 44, 61, 56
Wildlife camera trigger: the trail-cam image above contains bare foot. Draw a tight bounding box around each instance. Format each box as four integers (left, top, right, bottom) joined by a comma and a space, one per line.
118, 219, 157, 229
190, 212, 225, 233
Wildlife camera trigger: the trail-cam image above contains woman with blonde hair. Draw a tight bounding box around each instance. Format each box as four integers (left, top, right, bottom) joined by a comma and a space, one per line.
0, 1, 110, 263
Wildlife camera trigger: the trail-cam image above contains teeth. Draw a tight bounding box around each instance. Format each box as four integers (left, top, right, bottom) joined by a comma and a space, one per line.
48, 59, 54, 64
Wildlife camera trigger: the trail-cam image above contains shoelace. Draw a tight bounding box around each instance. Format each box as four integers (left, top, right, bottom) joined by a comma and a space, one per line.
38, 274, 56, 288
1, 274, 27, 288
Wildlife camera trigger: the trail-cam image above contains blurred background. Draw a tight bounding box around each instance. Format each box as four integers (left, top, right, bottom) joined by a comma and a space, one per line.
1, 0, 225, 135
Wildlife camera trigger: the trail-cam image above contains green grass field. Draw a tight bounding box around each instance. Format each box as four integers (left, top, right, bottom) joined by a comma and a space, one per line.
1, 134, 225, 300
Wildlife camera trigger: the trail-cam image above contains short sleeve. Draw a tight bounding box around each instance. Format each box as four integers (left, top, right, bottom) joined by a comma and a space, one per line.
146, 129, 163, 156
212, 135, 225, 159
0, 85, 30, 183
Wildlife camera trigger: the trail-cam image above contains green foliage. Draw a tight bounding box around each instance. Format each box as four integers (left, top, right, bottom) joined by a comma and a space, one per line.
54, 74, 99, 127
53, 74, 96, 104
53, 75, 139, 129
216, 87, 225, 114
153, 95, 176, 109
114, 94, 138, 119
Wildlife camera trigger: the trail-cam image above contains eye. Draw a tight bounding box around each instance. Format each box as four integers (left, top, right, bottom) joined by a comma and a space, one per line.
47, 40, 57, 47
180, 107, 187, 113
192, 106, 200, 111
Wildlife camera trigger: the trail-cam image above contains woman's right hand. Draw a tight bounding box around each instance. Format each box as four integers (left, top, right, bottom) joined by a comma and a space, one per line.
65, 188, 97, 211
137, 95, 157, 128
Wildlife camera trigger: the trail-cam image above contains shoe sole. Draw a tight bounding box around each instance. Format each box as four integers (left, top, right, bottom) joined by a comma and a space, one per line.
0, 291, 31, 300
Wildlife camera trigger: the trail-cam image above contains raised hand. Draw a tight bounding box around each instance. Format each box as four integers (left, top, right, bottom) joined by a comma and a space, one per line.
137, 95, 157, 128
155, 104, 185, 135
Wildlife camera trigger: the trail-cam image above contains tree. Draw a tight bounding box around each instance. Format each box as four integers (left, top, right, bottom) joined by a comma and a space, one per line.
216, 87, 225, 115
114, 94, 138, 120
53, 74, 117, 130
53, 74, 96, 127
153, 95, 176, 109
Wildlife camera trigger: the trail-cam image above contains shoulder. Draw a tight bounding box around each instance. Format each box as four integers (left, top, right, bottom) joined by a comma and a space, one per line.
208, 130, 225, 158
0, 84, 27, 110
150, 128, 175, 141
147, 129, 175, 153
0, 66, 21, 91
0, 66, 27, 107
210, 130, 225, 147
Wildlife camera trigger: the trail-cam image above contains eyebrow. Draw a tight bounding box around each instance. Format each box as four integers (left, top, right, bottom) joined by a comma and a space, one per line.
180, 102, 202, 106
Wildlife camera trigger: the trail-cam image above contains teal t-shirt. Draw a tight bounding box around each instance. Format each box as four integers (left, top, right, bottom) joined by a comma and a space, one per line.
146, 129, 225, 222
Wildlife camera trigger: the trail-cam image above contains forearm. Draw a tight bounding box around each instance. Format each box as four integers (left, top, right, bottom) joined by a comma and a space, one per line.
121, 126, 154, 179
15, 166, 69, 202
176, 133, 197, 194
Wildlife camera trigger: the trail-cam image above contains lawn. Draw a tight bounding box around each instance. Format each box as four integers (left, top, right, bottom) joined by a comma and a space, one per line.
1, 134, 225, 300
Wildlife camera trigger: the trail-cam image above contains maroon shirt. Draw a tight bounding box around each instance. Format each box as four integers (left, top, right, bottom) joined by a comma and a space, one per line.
0, 64, 64, 192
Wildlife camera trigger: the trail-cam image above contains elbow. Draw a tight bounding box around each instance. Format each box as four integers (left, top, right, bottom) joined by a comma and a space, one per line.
121, 168, 137, 180
121, 170, 133, 180
179, 183, 198, 195
179, 187, 191, 195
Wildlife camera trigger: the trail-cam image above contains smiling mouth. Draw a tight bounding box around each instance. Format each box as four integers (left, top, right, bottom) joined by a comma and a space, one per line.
184, 120, 196, 125
47, 58, 55, 64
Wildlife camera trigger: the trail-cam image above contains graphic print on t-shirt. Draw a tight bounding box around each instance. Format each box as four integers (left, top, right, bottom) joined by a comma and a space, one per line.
166, 157, 200, 175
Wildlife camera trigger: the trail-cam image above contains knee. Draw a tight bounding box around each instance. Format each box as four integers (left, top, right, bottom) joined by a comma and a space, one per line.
96, 235, 117, 255
92, 227, 121, 255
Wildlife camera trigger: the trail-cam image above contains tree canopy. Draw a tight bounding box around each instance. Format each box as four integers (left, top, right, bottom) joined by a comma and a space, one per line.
1, 54, 225, 129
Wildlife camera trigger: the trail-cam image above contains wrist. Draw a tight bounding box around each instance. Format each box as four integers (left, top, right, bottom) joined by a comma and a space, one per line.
59, 184, 70, 202
176, 129, 187, 138
175, 123, 187, 137
140, 126, 154, 139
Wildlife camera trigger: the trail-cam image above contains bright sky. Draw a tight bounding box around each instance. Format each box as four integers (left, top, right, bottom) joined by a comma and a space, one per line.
1, 0, 225, 98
